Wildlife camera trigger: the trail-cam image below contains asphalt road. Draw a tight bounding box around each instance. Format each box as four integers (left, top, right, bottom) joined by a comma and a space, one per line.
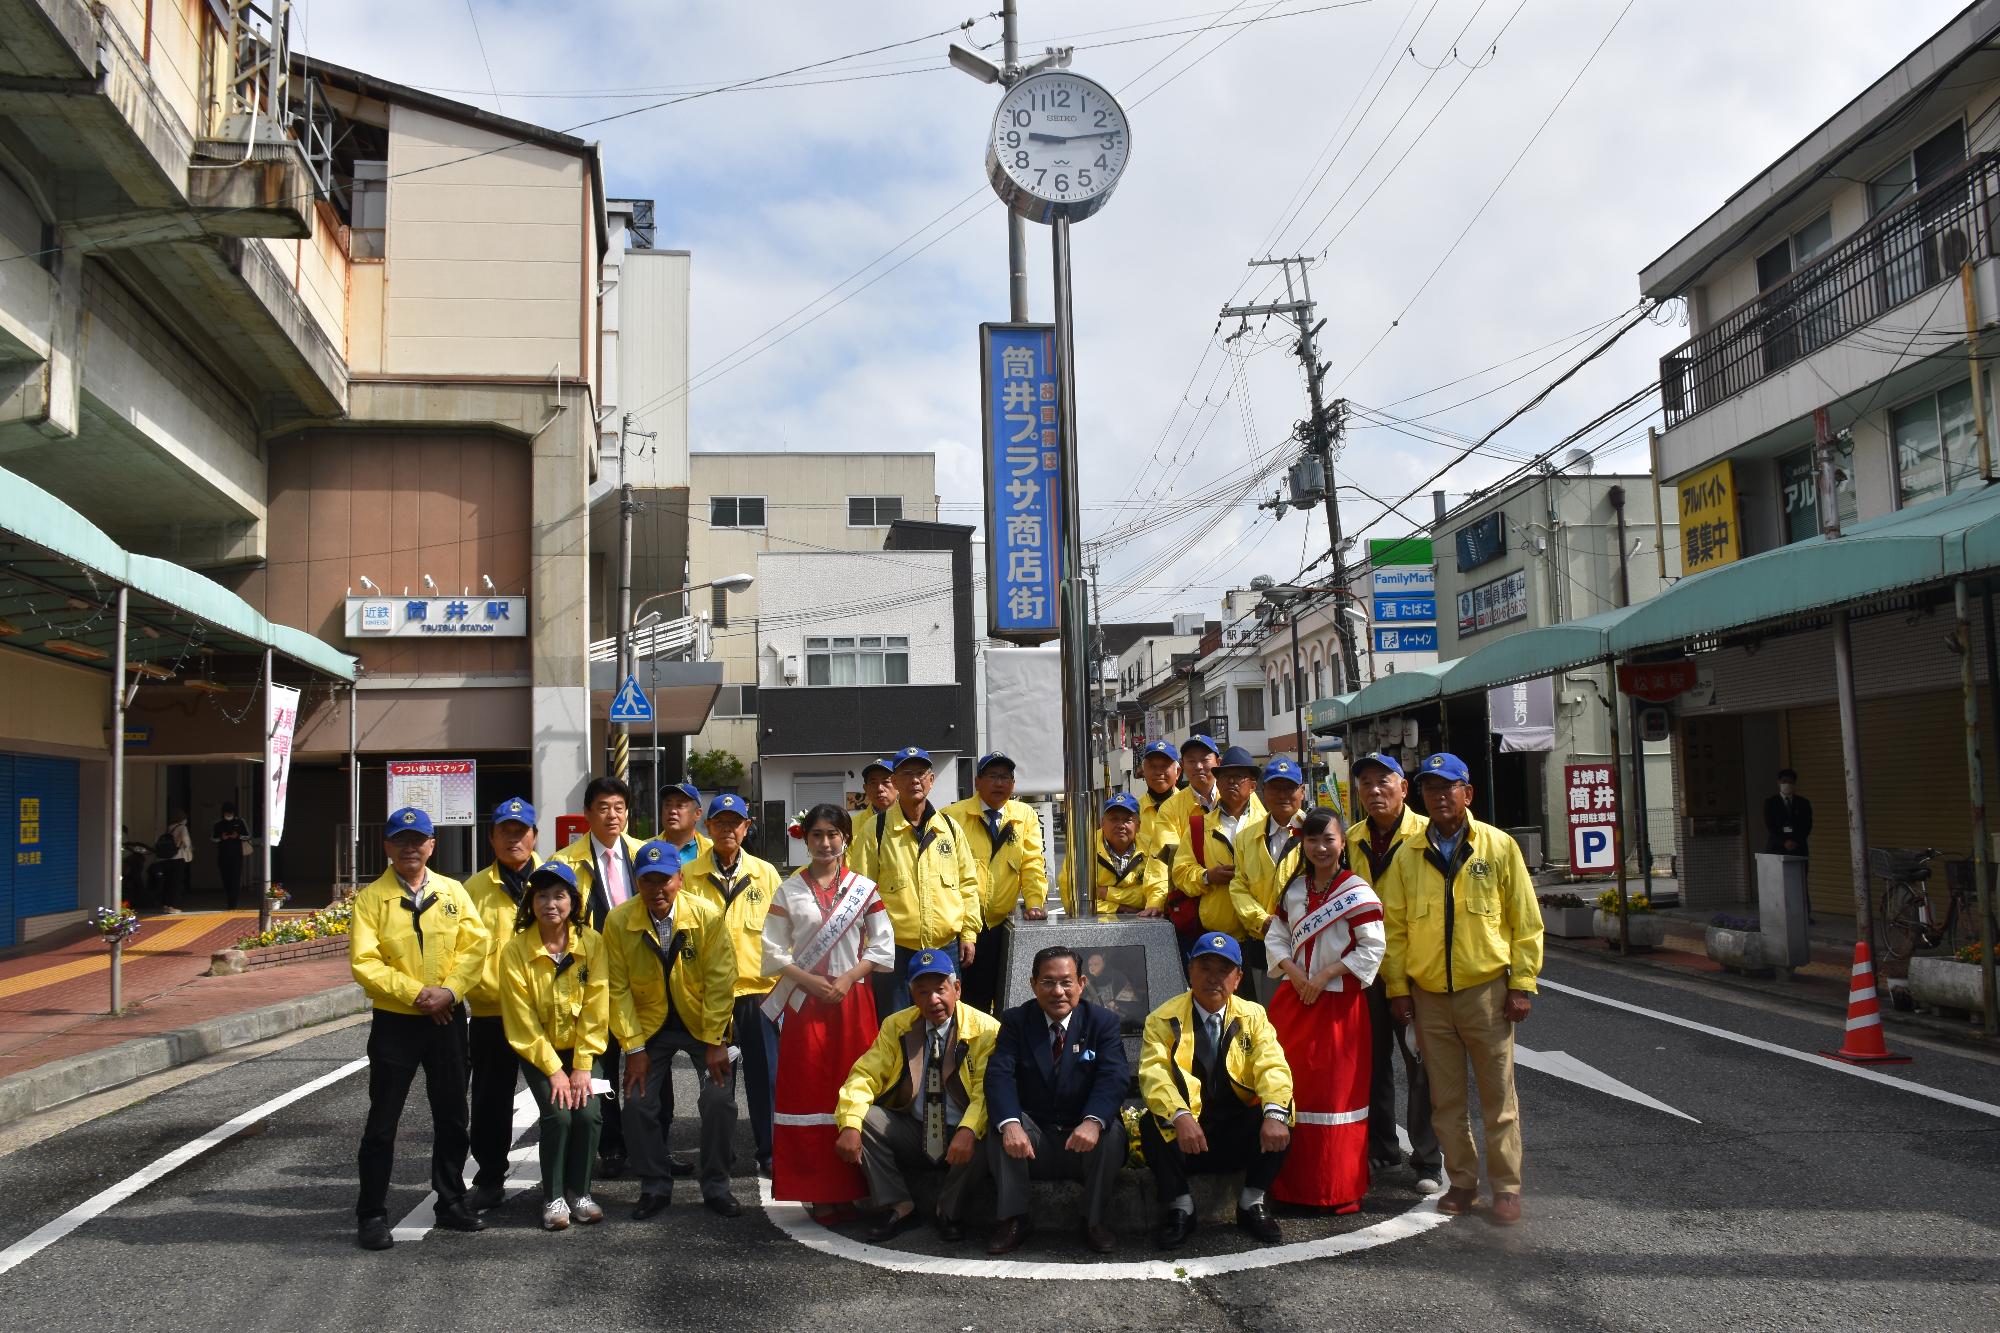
2, 953, 1996, 1332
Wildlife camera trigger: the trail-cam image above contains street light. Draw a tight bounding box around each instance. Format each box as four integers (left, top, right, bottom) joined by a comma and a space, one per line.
626, 573, 755, 814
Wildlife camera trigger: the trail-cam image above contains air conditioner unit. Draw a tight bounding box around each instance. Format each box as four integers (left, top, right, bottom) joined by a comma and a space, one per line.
781, 654, 800, 683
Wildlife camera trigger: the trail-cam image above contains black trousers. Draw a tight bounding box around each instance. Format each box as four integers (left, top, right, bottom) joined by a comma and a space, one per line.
356, 1008, 470, 1222
1366, 978, 1440, 1171
218, 855, 244, 911
466, 1015, 519, 1190
959, 922, 1008, 1012
598, 1035, 625, 1156
158, 859, 189, 910
1139, 1093, 1288, 1201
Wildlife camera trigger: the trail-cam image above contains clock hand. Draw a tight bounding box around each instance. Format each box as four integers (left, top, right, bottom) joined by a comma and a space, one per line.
1027, 130, 1108, 142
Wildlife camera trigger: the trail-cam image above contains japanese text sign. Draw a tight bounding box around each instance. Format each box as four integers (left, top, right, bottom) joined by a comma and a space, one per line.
981, 323, 1063, 644
1564, 763, 1619, 874
1677, 459, 1740, 574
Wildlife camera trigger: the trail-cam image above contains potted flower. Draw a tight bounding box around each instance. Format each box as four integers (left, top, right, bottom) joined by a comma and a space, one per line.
1593, 889, 1666, 948
1703, 912, 1772, 975
1537, 892, 1595, 939
1908, 940, 1989, 1015
265, 883, 291, 909
91, 903, 141, 1014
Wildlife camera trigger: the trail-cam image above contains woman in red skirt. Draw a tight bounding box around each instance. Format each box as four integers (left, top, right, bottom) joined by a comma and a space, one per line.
760, 803, 895, 1222
1264, 805, 1385, 1212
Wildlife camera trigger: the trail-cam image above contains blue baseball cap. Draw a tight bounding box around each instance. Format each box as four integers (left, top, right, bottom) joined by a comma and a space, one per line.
633, 840, 684, 878
492, 796, 537, 828
1181, 733, 1220, 758
976, 751, 1016, 776
862, 757, 894, 778
706, 792, 750, 820
1260, 757, 1304, 786
1418, 752, 1472, 784
1140, 740, 1179, 763
1102, 792, 1140, 816
1353, 752, 1404, 779
527, 859, 579, 893
1215, 745, 1259, 773
1188, 932, 1243, 967
663, 781, 701, 807
387, 807, 435, 838
891, 745, 932, 772
907, 948, 958, 981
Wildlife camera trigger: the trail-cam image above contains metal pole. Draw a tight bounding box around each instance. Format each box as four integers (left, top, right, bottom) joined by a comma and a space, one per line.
1003, 0, 1029, 323
1290, 606, 1307, 780
615, 417, 635, 783
651, 645, 661, 830
1647, 427, 1668, 582
1832, 608, 1874, 957
1610, 486, 1654, 900
1607, 659, 1630, 956
109, 587, 127, 1015
1957, 580, 1999, 1034
1052, 215, 1093, 921
1962, 262, 1994, 483
259, 648, 274, 935
1983, 576, 2000, 1035
347, 681, 360, 894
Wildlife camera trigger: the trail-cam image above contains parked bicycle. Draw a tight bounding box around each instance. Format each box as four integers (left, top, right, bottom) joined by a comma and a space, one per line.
1871, 846, 1999, 963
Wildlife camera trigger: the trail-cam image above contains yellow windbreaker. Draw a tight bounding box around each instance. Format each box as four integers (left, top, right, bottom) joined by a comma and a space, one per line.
1163, 786, 1266, 936
942, 795, 1050, 926
1216, 813, 1304, 941
680, 846, 783, 998
1379, 815, 1543, 999
1346, 805, 1429, 904
462, 854, 543, 1019
1057, 833, 1168, 914
1136, 785, 1181, 862
834, 1001, 1001, 1137
1138, 991, 1293, 1130
602, 891, 737, 1047
846, 802, 982, 950
553, 830, 648, 925
499, 924, 610, 1076
348, 868, 488, 1016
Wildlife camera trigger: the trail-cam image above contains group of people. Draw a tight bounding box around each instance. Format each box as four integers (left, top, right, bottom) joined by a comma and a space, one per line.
345, 736, 1543, 1253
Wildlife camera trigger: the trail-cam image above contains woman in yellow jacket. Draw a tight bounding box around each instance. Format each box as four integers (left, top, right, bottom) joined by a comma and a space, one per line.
500, 859, 610, 1231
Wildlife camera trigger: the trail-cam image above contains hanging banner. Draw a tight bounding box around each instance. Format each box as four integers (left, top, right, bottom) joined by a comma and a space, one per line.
265, 683, 301, 847
981, 323, 1063, 645
1617, 659, 1698, 702
1487, 676, 1555, 753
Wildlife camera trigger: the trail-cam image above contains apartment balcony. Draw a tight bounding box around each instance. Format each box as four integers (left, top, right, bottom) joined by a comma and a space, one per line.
1661, 154, 2000, 433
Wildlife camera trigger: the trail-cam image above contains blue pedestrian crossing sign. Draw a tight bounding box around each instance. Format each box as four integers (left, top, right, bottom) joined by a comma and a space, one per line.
609, 675, 653, 723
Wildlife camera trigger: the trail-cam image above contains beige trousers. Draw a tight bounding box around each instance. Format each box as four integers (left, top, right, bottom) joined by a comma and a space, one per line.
1409, 975, 1522, 1194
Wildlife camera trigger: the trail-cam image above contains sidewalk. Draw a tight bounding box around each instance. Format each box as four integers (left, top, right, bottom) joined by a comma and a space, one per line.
0, 910, 355, 1086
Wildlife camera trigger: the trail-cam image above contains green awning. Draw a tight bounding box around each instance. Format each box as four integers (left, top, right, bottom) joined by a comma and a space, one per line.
1307, 693, 1356, 732
0, 468, 355, 682
1439, 605, 1633, 695
1344, 660, 1452, 719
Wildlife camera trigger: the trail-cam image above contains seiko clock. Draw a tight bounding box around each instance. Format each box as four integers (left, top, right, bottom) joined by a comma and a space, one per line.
986, 70, 1131, 223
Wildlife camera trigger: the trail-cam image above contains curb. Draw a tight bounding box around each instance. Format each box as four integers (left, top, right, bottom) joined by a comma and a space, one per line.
0, 982, 369, 1128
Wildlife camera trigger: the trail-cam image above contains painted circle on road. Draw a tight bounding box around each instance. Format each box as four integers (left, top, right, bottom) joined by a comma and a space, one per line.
756, 1181, 1454, 1281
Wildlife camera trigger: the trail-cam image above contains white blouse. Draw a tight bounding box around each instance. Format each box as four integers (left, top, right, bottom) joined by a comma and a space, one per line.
1264, 872, 1387, 992
760, 869, 896, 984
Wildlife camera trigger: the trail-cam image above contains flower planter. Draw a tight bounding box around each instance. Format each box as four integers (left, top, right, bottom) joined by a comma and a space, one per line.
1908, 956, 1988, 1015
1703, 925, 1774, 976
1541, 906, 1596, 938
1594, 909, 1665, 948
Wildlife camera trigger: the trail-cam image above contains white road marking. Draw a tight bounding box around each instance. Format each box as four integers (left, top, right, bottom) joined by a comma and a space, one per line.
756, 1178, 1454, 1281
391, 1086, 538, 1241
0, 1057, 368, 1277
1514, 1046, 1699, 1122
1540, 978, 2000, 1119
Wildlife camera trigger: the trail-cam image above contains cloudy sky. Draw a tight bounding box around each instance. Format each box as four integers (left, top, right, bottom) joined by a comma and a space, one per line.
301, 0, 1966, 624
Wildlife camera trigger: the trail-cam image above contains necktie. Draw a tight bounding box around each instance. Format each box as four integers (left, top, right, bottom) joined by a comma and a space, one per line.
601, 847, 627, 907
1207, 1013, 1225, 1073
1050, 1020, 1064, 1070
402, 892, 433, 954
923, 1029, 947, 1162
985, 809, 1003, 848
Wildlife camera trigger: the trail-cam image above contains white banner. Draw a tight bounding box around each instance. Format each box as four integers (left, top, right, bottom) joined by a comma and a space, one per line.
984, 646, 1062, 794
266, 683, 301, 847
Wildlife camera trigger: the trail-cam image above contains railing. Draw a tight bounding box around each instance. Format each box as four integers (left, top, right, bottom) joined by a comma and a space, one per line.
1661, 154, 2000, 428
587, 616, 697, 664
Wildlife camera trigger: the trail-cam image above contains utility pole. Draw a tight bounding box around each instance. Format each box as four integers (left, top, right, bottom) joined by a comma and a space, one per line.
1224, 257, 1363, 693
1003, 0, 1029, 322
614, 412, 656, 784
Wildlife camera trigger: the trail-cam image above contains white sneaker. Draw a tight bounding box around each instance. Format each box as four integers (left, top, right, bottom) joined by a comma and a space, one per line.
570, 1194, 603, 1225
542, 1197, 571, 1231
1414, 1174, 1445, 1196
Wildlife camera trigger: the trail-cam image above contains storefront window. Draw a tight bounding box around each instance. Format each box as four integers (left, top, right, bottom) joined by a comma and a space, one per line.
1778, 438, 1856, 543
1893, 379, 1983, 508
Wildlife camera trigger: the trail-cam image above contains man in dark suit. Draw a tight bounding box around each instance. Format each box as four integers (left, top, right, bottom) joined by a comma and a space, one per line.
1764, 769, 1814, 857
984, 945, 1131, 1255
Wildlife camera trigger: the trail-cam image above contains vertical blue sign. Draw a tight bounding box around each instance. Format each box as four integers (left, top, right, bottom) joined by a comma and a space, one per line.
981, 323, 1062, 644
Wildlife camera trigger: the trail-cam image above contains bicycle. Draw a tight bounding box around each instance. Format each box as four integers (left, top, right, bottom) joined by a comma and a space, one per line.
1872, 846, 1999, 963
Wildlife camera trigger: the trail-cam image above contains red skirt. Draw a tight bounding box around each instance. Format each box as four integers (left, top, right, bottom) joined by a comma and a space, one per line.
772, 983, 880, 1204
1269, 979, 1372, 1208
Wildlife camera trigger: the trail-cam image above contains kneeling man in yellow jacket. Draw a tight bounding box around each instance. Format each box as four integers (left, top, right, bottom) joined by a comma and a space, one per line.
1138, 932, 1293, 1250
835, 949, 999, 1244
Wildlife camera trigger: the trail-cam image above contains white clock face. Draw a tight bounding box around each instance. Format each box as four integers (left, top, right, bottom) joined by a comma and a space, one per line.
987, 71, 1130, 221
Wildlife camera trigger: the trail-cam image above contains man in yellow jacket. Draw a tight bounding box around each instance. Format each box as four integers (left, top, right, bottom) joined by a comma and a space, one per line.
461, 796, 542, 1213
349, 806, 491, 1251
681, 792, 783, 1177
1170, 744, 1267, 946
943, 751, 1049, 1011
1134, 740, 1182, 862
850, 757, 895, 851
847, 746, 982, 1013
1346, 752, 1442, 1193
1059, 793, 1168, 917
605, 838, 741, 1219
834, 949, 999, 1243
1382, 753, 1543, 1227
1137, 932, 1292, 1249
1219, 758, 1309, 997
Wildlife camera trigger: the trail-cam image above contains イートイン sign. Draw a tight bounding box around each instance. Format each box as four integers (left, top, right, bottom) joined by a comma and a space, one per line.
980, 323, 1063, 645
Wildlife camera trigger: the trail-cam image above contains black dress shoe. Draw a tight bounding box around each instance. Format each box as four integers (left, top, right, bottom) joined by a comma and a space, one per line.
1153, 1208, 1196, 1249
704, 1194, 743, 1218
865, 1207, 918, 1242
1236, 1202, 1282, 1243
597, 1152, 627, 1180
934, 1211, 966, 1244
434, 1204, 487, 1233
632, 1192, 672, 1220
670, 1152, 694, 1177
464, 1185, 505, 1213
757, 1157, 774, 1180
1082, 1222, 1116, 1254
986, 1215, 1033, 1254
356, 1216, 394, 1251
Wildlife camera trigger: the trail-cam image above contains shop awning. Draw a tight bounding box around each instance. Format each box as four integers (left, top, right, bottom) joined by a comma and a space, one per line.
1343, 660, 1452, 719
1438, 605, 1635, 696
0, 469, 355, 682
1307, 693, 1356, 732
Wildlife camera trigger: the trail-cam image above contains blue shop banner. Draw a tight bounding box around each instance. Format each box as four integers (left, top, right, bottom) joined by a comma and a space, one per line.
981, 323, 1062, 644
1373, 597, 1436, 623
1374, 625, 1438, 653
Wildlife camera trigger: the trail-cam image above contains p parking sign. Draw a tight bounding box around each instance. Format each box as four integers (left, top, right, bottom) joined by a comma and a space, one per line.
1572, 825, 1618, 872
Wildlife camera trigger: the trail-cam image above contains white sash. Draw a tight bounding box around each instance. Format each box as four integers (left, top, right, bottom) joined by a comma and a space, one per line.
1290, 877, 1380, 953
762, 871, 873, 1021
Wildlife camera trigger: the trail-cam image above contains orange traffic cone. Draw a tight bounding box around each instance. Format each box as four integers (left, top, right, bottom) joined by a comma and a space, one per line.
1821, 941, 1911, 1066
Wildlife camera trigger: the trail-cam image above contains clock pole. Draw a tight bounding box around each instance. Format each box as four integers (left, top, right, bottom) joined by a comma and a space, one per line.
1051, 214, 1095, 921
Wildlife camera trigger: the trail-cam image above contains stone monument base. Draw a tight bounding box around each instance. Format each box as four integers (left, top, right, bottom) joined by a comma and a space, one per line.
999, 914, 1186, 1064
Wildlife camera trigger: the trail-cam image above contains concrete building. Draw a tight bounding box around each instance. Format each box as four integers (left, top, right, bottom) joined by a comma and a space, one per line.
1183, 589, 1274, 759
